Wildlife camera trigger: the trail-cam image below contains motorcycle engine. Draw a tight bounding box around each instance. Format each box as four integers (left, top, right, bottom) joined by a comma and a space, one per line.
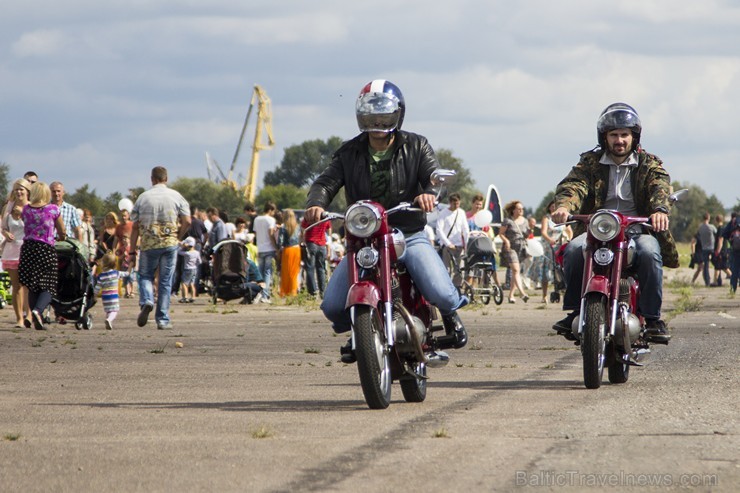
394, 315, 425, 354
615, 313, 641, 344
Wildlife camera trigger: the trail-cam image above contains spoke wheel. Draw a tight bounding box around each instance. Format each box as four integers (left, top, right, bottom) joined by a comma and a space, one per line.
582, 293, 607, 389
608, 348, 630, 384
480, 271, 493, 305
354, 306, 391, 409
462, 282, 475, 304
400, 361, 427, 403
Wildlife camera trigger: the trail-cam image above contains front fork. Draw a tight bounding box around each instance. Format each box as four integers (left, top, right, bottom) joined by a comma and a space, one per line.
348, 301, 394, 352
576, 241, 625, 339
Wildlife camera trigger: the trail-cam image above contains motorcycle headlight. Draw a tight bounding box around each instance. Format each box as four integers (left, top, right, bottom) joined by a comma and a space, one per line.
588, 211, 620, 242
356, 246, 379, 269
345, 203, 381, 238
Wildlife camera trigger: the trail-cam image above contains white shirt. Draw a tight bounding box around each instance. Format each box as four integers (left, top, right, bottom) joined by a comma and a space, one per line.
252, 214, 276, 253
600, 151, 639, 215
435, 206, 469, 248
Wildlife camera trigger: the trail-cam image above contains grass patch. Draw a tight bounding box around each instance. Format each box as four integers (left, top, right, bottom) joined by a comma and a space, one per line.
282, 291, 321, 307
468, 342, 483, 351
149, 342, 168, 354
3, 433, 21, 441
668, 286, 704, 317
204, 304, 218, 314
431, 427, 450, 438
304, 347, 320, 354
251, 425, 274, 439
222, 308, 239, 314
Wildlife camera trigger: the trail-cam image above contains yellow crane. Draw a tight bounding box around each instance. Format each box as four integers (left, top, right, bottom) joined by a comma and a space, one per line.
226, 84, 275, 203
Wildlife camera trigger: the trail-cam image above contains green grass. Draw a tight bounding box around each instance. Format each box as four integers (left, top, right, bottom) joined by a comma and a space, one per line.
431, 427, 450, 438
251, 425, 274, 439
149, 342, 168, 354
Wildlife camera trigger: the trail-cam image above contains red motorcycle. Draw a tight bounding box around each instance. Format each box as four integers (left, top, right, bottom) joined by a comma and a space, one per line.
309, 170, 458, 409
564, 190, 686, 389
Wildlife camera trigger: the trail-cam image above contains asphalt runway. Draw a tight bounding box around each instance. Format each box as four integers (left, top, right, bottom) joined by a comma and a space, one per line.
0, 268, 737, 492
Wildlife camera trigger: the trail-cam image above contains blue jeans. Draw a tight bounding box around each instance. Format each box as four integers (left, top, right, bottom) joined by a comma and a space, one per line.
563, 233, 663, 319
137, 246, 178, 325
321, 231, 468, 333
258, 251, 276, 299
304, 242, 327, 296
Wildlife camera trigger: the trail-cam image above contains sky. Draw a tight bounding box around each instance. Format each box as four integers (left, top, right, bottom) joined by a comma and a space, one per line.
2, 0, 739, 210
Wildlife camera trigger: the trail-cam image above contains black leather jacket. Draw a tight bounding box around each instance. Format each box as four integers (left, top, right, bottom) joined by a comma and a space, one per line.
306, 131, 439, 235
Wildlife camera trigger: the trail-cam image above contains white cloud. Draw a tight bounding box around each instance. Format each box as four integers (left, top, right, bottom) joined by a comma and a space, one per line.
11, 29, 68, 57
1, 1, 739, 209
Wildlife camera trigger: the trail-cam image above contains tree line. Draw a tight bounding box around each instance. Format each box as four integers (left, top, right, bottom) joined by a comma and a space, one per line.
2, 141, 737, 242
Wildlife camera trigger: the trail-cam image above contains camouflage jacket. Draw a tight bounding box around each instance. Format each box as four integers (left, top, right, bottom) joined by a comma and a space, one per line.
553, 148, 679, 268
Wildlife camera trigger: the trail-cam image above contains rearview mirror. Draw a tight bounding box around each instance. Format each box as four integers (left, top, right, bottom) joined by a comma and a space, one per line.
669, 189, 688, 203
430, 169, 457, 187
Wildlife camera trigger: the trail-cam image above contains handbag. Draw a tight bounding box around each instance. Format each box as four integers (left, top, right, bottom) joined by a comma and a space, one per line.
438, 210, 461, 257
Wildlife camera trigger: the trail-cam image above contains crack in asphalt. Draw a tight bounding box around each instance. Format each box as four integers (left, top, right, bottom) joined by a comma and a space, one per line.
271, 350, 581, 493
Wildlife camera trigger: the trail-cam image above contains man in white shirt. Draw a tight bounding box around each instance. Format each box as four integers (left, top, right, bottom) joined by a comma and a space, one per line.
436, 193, 469, 287
251, 201, 277, 302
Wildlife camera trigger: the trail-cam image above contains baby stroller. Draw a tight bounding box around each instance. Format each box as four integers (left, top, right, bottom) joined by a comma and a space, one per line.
211, 240, 249, 304
549, 243, 568, 304
0, 269, 11, 309
52, 238, 96, 330
461, 233, 503, 305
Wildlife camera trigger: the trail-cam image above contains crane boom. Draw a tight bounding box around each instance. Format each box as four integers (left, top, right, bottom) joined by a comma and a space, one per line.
227, 84, 275, 203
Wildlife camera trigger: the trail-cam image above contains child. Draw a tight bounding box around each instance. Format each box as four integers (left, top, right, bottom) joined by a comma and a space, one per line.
178, 237, 201, 303
94, 251, 120, 330
117, 235, 135, 298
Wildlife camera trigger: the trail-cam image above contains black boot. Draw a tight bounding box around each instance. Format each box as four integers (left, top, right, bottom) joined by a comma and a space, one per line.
644, 319, 671, 344
552, 311, 578, 340
339, 337, 356, 364
441, 312, 467, 349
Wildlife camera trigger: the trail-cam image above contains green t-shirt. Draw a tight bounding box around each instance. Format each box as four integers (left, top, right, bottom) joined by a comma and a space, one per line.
368, 146, 393, 205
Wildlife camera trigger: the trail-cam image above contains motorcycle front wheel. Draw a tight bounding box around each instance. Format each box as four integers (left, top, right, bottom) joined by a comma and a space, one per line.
582, 293, 607, 389
354, 306, 392, 409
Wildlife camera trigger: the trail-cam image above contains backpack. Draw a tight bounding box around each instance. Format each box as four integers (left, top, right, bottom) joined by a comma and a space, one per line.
731, 229, 740, 252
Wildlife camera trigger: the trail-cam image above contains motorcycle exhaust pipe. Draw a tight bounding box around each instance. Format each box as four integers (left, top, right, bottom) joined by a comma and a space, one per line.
394, 304, 428, 364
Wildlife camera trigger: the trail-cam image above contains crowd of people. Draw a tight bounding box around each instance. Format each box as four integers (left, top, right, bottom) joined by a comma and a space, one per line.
0, 168, 350, 330
2, 84, 738, 347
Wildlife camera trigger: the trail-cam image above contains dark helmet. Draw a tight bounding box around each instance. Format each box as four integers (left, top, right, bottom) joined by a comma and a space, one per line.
355, 80, 405, 133
597, 102, 642, 150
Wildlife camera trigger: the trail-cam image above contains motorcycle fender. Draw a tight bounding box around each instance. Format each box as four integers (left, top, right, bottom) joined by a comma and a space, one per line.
345, 281, 382, 309
584, 275, 610, 296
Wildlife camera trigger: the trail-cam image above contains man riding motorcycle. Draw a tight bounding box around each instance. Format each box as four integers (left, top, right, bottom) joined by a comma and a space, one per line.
304, 79, 468, 363
550, 103, 679, 343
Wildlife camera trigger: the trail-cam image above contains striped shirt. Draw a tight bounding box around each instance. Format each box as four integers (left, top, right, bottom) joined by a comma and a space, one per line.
95, 270, 120, 313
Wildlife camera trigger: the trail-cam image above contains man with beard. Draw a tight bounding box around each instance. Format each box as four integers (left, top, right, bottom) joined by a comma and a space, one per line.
550, 103, 678, 344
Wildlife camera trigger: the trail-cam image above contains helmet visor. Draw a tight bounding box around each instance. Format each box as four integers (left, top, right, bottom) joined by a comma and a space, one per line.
598, 108, 641, 133
356, 93, 401, 133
